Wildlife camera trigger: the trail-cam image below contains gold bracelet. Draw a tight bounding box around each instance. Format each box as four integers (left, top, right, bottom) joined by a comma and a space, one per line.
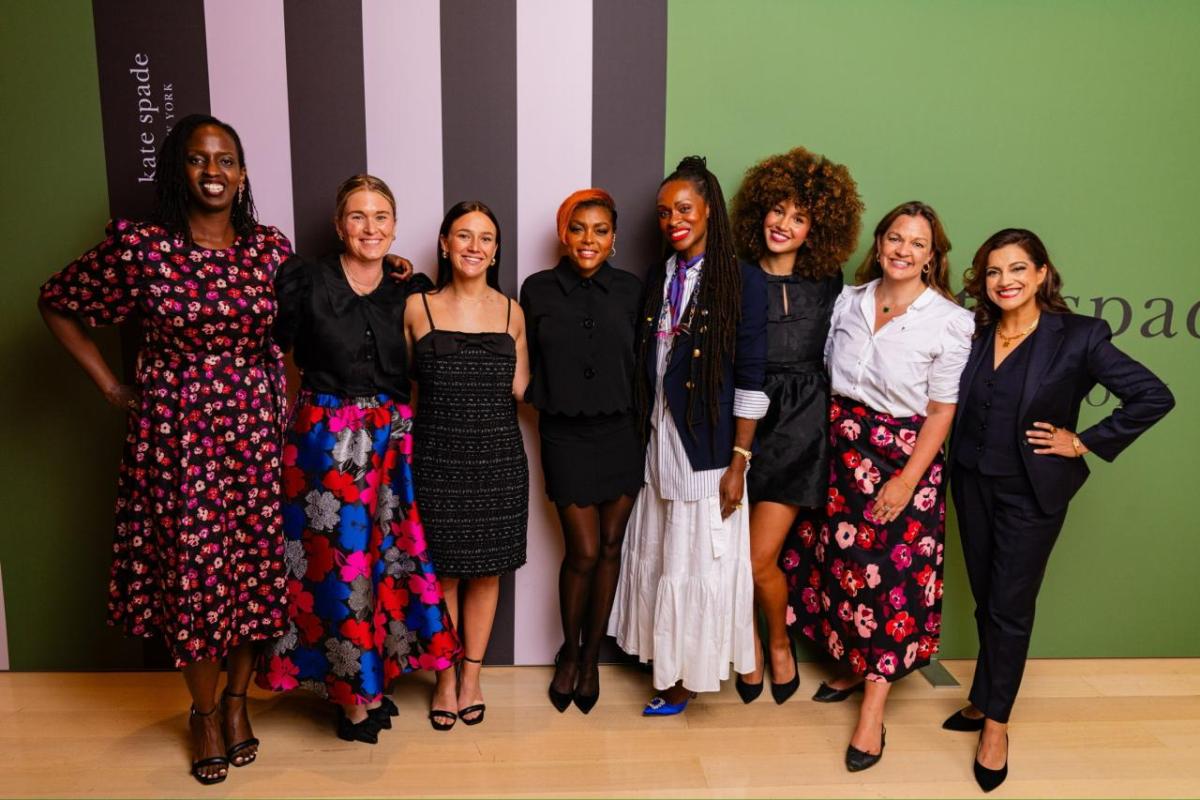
732, 446, 753, 462
895, 475, 915, 493
1071, 436, 1084, 457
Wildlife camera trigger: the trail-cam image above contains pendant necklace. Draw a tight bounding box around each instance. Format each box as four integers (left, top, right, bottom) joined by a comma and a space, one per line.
997, 316, 1040, 348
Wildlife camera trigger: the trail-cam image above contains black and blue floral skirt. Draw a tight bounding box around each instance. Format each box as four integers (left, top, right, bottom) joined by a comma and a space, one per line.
256, 391, 460, 705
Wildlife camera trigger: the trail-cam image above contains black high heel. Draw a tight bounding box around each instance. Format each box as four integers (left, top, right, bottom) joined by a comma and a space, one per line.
973, 732, 1009, 792
735, 641, 766, 704
844, 724, 886, 772
548, 645, 574, 713
943, 707, 986, 732
459, 655, 487, 725
220, 690, 260, 767
189, 705, 229, 785
812, 680, 864, 703
770, 639, 800, 705
573, 660, 600, 714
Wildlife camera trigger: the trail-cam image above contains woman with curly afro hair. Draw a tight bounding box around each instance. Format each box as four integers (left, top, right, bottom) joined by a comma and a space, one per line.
728, 147, 862, 706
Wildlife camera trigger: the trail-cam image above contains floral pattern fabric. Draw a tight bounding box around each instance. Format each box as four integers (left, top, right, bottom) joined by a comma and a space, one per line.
785, 395, 946, 682
39, 219, 294, 667
257, 392, 460, 705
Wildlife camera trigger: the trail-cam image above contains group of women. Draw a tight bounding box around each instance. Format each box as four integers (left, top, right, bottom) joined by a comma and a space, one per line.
39, 113, 1175, 791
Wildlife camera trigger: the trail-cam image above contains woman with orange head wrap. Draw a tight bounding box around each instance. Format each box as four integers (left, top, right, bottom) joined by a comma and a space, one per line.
519, 188, 644, 713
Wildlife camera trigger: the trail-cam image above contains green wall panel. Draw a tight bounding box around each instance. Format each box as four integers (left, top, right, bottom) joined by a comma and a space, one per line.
665, 0, 1200, 658
0, 0, 146, 668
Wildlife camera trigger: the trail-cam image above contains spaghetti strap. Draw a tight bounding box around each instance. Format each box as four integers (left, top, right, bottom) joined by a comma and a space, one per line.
504, 297, 512, 333
420, 293, 436, 330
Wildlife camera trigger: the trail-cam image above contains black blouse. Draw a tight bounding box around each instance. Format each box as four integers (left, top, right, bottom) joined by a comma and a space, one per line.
274, 253, 432, 401
519, 258, 643, 416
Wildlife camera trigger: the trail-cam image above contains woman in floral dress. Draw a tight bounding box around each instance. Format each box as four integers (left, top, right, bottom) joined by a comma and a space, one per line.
38, 114, 292, 785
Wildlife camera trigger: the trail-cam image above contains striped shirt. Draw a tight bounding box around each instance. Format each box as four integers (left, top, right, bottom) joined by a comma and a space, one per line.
645, 255, 770, 501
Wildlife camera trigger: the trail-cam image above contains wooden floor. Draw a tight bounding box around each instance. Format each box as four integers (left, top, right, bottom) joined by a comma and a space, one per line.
1, 658, 1197, 798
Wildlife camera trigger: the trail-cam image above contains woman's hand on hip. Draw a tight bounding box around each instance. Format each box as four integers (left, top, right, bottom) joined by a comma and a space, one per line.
1027, 421, 1088, 457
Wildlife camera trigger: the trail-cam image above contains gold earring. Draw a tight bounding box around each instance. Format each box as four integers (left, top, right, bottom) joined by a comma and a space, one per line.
490, 258, 496, 266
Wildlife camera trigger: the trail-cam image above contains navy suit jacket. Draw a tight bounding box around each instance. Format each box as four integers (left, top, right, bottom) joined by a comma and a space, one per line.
641, 260, 768, 471
950, 312, 1174, 515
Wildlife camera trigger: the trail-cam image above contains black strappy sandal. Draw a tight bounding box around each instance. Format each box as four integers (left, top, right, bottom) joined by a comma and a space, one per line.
189, 705, 230, 785
428, 708, 458, 731
459, 655, 487, 726
221, 690, 260, 767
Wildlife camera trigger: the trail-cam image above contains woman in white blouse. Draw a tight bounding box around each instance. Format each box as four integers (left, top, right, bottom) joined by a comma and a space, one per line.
790, 201, 974, 771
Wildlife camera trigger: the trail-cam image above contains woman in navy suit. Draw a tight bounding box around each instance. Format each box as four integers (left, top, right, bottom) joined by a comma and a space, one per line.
947, 228, 1174, 792
608, 155, 769, 715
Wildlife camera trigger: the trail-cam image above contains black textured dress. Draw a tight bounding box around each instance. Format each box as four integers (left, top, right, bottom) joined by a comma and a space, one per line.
748, 271, 842, 507
412, 294, 529, 577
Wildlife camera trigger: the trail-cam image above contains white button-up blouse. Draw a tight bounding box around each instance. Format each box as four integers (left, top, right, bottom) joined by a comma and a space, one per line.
825, 279, 975, 419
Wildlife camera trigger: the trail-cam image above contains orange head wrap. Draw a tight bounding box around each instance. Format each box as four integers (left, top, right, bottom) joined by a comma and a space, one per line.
555, 188, 616, 245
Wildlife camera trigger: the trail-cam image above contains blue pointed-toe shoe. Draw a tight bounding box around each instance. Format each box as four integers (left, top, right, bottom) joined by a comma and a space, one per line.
642, 692, 696, 716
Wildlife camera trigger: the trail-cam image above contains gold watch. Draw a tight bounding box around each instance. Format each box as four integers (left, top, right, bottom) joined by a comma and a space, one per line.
732, 446, 753, 462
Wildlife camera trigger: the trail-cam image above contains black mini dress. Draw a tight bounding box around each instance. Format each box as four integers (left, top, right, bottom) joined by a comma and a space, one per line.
520, 259, 645, 507
748, 271, 842, 507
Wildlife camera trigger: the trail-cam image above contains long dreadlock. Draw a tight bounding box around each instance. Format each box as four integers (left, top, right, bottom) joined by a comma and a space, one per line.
636, 155, 742, 441
152, 113, 259, 243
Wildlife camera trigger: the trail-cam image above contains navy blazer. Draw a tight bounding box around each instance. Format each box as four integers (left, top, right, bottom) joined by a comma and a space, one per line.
641, 260, 768, 471
950, 312, 1174, 515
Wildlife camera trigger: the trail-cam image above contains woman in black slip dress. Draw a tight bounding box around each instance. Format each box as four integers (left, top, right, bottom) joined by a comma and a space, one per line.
728, 147, 863, 705
404, 200, 530, 728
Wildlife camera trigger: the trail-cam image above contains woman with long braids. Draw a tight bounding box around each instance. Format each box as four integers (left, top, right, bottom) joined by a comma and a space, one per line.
520, 189, 644, 713
946, 229, 1173, 791
609, 156, 768, 716
792, 201, 973, 772
38, 114, 292, 784
728, 147, 862, 705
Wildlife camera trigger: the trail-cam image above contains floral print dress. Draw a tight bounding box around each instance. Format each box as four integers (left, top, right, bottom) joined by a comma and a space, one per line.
39, 219, 293, 667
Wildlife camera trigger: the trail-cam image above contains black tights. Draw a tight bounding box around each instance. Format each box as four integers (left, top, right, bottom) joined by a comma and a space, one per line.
551, 494, 635, 693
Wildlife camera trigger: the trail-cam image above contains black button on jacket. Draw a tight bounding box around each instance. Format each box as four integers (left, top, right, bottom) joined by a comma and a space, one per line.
520, 258, 643, 416
274, 253, 432, 401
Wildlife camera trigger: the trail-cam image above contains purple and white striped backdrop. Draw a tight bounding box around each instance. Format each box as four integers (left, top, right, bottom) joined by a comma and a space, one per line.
91, 0, 667, 666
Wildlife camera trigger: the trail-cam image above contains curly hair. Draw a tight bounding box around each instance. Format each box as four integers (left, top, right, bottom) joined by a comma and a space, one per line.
854, 200, 956, 300
730, 147, 863, 279
636, 155, 740, 434
153, 113, 258, 242
963, 228, 1071, 332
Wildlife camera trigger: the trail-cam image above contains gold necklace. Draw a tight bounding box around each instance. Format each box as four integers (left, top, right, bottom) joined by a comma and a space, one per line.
996, 316, 1040, 348
340, 256, 383, 295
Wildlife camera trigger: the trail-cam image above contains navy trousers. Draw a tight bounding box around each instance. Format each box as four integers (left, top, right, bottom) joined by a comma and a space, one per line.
951, 467, 1068, 723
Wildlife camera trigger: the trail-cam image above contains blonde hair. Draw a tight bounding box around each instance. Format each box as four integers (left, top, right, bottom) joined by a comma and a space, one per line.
334, 173, 397, 221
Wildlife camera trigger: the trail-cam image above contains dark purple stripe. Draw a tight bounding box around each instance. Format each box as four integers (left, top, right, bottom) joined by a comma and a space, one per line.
591, 0, 668, 280
283, 0, 367, 257
91, 0, 211, 221
440, 0, 519, 300
440, 0, 518, 663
